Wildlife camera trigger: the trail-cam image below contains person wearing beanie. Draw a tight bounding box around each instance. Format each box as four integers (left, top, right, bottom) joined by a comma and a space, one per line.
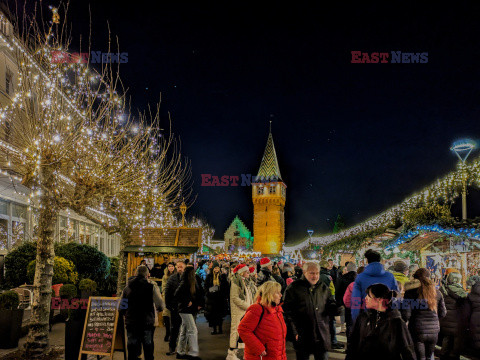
256, 257, 286, 292
467, 275, 480, 355
226, 264, 257, 360
204, 261, 229, 335
392, 260, 410, 294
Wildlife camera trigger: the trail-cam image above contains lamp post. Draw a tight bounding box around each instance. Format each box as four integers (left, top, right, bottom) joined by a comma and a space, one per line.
180, 200, 187, 227
450, 139, 477, 221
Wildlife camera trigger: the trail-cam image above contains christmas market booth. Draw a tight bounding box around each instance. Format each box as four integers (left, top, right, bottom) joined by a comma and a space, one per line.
383, 224, 480, 286
124, 226, 202, 278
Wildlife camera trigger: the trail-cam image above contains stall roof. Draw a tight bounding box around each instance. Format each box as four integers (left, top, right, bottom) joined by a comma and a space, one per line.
123, 246, 199, 254
399, 232, 444, 251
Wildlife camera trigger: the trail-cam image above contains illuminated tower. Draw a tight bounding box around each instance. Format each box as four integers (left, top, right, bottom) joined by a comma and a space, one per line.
252, 125, 286, 254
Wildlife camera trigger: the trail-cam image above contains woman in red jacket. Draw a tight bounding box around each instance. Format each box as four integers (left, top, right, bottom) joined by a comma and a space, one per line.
237, 281, 287, 360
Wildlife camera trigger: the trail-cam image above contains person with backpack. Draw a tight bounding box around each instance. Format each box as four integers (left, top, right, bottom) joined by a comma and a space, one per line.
237, 281, 287, 360
346, 283, 416, 360
440, 271, 469, 360
401, 268, 447, 360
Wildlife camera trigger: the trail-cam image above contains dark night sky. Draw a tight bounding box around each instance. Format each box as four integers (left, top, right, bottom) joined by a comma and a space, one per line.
10, 1, 480, 242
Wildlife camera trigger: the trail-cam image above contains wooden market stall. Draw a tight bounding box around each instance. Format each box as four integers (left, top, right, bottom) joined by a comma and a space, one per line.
124, 226, 202, 280
399, 230, 480, 287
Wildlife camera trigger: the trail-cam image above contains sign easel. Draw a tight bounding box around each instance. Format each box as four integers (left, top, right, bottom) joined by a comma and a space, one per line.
78, 297, 126, 360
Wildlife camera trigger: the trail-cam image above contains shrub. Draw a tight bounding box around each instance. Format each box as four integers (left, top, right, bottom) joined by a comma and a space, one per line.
27, 256, 79, 285
4, 242, 37, 287
59, 284, 77, 299
78, 279, 97, 293
55, 243, 110, 283
98, 257, 119, 296
0, 290, 20, 310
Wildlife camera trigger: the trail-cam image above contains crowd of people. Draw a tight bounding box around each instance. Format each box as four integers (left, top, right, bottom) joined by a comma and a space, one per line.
118, 252, 480, 360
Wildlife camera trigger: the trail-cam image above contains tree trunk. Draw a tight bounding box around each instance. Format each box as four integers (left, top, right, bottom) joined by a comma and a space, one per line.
24, 166, 58, 358
116, 234, 129, 295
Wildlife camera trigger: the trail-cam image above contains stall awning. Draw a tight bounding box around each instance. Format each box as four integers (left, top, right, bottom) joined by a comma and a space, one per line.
399, 232, 443, 251
123, 246, 199, 254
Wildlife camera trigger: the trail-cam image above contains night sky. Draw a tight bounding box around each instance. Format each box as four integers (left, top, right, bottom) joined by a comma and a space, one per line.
9, 2, 480, 242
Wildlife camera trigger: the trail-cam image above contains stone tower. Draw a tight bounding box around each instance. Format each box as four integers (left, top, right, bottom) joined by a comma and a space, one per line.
252, 126, 286, 255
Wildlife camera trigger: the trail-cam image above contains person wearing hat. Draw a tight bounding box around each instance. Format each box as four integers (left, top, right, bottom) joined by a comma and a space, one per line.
204, 261, 229, 335
249, 266, 257, 282
392, 260, 410, 295
467, 275, 480, 356
226, 264, 257, 360
256, 257, 286, 292
440, 271, 469, 360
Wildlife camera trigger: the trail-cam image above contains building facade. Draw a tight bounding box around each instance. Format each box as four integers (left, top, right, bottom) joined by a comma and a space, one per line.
0, 10, 121, 262
252, 129, 286, 255
224, 215, 253, 252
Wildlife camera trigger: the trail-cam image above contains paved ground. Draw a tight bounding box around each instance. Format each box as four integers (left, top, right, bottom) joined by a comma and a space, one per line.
0, 314, 347, 360
108, 314, 347, 360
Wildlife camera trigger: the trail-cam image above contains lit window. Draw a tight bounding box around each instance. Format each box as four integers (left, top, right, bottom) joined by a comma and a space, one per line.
257, 186, 264, 195
269, 186, 276, 194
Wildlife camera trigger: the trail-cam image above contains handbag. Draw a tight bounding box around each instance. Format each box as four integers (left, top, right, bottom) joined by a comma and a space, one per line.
237, 305, 265, 344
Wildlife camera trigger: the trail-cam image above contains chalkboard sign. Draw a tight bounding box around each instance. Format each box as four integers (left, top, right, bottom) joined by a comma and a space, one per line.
78, 297, 121, 359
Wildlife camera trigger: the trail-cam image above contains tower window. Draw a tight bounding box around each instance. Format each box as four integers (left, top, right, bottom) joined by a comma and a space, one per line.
269, 186, 276, 194
257, 186, 264, 195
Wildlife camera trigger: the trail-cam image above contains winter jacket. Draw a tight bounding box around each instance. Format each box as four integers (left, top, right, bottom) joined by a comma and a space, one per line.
440, 282, 469, 336
164, 272, 182, 311
351, 262, 399, 321
343, 282, 354, 308
400, 279, 447, 337
256, 268, 286, 293
161, 272, 174, 316
283, 277, 338, 352
120, 275, 164, 327
174, 278, 204, 315
468, 282, 480, 350
320, 268, 332, 288
237, 302, 287, 360
346, 308, 416, 360
336, 271, 356, 307
393, 272, 410, 287
204, 272, 229, 325
229, 274, 257, 348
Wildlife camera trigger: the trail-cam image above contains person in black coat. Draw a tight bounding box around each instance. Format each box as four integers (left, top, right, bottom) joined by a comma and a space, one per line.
335, 262, 357, 338
163, 261, 185, 355
467, 275, 480, 356
203, 261, 229, 334
283, 262, 340, 360
440, 271, 470, 360
174, 266, 204, 360
346, 283, 416, 360
401, 268, 447, 360
256, 257, 286, 292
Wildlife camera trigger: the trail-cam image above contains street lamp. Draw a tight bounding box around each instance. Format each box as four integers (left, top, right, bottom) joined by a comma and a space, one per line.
450, 139, 477, 220
180, 200, 187, 227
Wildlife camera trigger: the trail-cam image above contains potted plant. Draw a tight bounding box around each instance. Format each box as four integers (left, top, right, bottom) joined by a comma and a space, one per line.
59, 284, 77, 322
0, 290, 24, 349
78, 279, 97, 299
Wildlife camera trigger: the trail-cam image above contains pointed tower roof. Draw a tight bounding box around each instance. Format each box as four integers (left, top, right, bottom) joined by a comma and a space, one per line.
256, 122, 282, 181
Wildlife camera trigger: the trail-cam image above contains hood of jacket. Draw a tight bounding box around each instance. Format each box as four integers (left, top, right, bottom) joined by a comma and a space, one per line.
404, 279, 421, 292
363, 262, 387, 277
343, 271, 357, 283
393, 272, 410, 284
442, 282, 467, 299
